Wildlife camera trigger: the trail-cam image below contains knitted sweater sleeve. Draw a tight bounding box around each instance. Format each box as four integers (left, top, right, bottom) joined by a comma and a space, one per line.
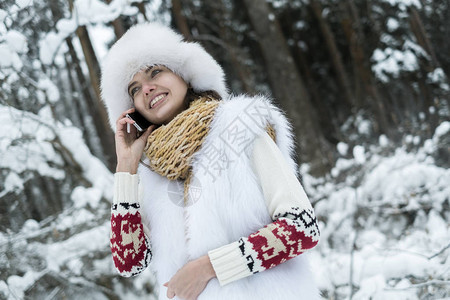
109, 172, 152, 277
207, 131, 320, 286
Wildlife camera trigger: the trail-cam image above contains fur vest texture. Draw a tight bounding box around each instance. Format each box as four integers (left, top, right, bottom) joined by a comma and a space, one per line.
138, 94, 320, 300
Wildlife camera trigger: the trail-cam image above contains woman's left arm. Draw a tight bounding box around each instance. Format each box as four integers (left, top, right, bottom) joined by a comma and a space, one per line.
207, 131, 320, 286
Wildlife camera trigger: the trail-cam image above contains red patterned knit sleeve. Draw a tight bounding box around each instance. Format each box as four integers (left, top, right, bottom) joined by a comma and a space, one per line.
236, 207, 319, 273
208, 131, 320, 286
110, 173, 152, 277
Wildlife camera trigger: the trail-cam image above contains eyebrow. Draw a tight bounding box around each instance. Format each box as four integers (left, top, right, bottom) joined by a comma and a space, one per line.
127, 66, 155, 96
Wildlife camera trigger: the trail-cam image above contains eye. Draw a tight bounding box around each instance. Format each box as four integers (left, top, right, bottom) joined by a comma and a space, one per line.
130, 86, 140, 98
151, 68, 162, 78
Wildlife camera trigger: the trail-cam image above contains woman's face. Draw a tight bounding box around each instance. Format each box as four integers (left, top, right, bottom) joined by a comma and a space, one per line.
127, 65, 188, 125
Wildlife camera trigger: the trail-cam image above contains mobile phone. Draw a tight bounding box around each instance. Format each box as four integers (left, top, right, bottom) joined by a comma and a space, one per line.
126, 111, 153, 132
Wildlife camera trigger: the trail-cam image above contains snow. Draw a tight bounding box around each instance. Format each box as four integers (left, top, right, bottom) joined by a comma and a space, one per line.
38, 31, 62, 65
74, 0, 116, 24
44, 224, 110, 272
404, 40, 429, 58
379, 134, 389, 147
0, 9, 7, 23
38, 0, 144, 65
294, 20, 306, 30
0, 172, 24, 198
372, 47, 419, 82
337, 142, 349, 156
37, 78, 60, 103
357, 120, 371, 135
6, 72, 19, 85
22, 219, 40, 232
58, 125, 113, 200
6, 270, 43, 300
428, 68, 446, 83
402, 50, 419, 72
5, 30, 28, 53
0, 281, 7, 298
17, 86, 30, 99
434, 121, 450, 138
386, 18, 399, 31
0, 105, 63, 179
0, 104, 113, 200
0, 44, 23, 69
305, 123, 450, 299
270, 0, 290, 9
71, 186, 103, 209
88, 24, 115, 62
371, 39, 428, 82
15, 0, 33, 9
56, 18, 77, 36
382, 0, 422, 10
353, 145, 366, 164
427, 67, 450, 91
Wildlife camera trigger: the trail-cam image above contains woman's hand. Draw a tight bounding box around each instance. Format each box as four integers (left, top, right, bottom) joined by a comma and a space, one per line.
115, 108, 155, 174
164, 255, 216, 300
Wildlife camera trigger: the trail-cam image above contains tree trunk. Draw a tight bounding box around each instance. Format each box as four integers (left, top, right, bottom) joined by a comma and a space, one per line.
64, 51, 97, 153
409, 7, 439, 68
210, 0, 256, 93
75, 25, 116, 171
66, 37, 107, 159
242, 0, 332, 175
171, 0, 192, 40
310, 0, 355, 108
105, 0, 126, 39
136, 1, 148, 21
343, 0, 391, 134
293, 41, 340, 144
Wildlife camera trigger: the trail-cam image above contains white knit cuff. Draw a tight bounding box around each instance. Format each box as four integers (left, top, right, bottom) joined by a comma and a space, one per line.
208, 241, 253, 286
113, 172, 140, 206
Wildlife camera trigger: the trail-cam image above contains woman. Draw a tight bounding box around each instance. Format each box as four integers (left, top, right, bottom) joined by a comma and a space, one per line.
101, 22, 321, 300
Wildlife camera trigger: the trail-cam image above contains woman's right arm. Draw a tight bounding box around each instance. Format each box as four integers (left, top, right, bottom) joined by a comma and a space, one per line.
110, 172, 152, 277
110, 109, 156, 277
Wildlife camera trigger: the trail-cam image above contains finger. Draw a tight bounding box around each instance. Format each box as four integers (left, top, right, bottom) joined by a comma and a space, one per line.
138, 124, 155, 141
117, 117, 135, 125
163, 282, 168, 287
116, 107, 136, 122
116, 117, 136, 132
167, 289, 176, 299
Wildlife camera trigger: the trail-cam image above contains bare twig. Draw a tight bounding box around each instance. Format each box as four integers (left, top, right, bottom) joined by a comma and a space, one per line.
373, 241, 450, 261
349, 188, 360, 300
44, 287, 61, 300
194, 34, 228, 49
428, 242, 450, 260
349, 230, 358, 300
384, 279, 450, 291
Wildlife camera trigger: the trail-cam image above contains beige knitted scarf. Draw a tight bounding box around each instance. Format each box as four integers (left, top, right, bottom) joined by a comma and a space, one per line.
143, 95, 276, 204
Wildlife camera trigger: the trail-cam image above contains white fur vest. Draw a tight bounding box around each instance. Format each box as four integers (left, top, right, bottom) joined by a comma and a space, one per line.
138, 94, 320, 300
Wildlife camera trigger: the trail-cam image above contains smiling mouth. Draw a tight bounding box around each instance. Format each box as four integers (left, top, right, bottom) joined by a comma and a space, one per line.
150, 93, 167, 108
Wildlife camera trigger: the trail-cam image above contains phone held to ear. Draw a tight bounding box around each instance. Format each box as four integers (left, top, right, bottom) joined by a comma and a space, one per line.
126, 111, 153, 132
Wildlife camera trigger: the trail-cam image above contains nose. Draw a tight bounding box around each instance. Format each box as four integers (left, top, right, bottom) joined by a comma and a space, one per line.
142, 82, 156, 96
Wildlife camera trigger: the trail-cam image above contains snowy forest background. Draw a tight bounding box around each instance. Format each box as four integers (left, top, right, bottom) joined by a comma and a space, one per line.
0, 0, 449, 299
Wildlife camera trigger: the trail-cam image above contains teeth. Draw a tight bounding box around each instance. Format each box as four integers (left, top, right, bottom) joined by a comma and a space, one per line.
151, 94, 165, 108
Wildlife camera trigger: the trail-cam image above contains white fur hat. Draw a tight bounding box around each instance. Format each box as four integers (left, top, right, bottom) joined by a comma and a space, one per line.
100, 22, 228, 131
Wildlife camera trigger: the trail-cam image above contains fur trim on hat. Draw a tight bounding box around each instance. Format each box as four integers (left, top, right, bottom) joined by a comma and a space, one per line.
100, 22, 228, 131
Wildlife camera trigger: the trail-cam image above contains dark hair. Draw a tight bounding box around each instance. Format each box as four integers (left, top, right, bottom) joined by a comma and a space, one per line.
185, 88, 222, 106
